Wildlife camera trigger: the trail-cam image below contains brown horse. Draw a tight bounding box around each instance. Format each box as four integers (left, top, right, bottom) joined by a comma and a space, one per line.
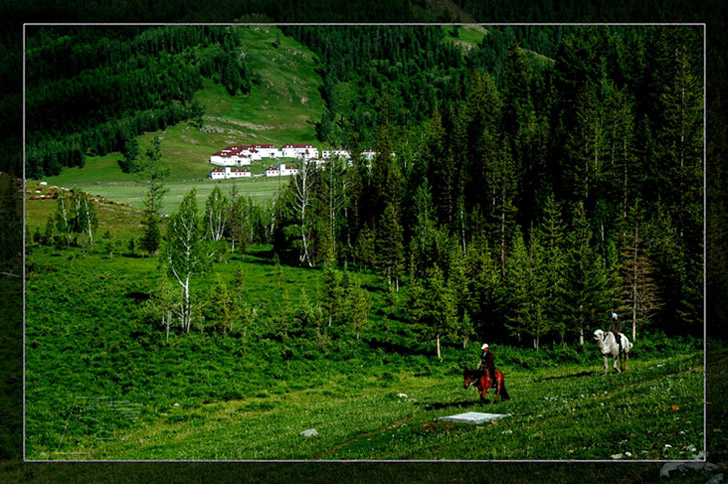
463, 367, 510, 405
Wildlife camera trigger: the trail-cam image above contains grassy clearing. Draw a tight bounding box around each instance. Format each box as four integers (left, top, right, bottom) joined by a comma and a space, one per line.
24, 243, 704, 461
25, 175, 286, 220
442, 25, 488, 50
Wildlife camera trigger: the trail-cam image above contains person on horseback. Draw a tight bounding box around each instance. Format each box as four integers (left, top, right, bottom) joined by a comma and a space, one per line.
478, 343, 497, 385
611, 312, 623, 354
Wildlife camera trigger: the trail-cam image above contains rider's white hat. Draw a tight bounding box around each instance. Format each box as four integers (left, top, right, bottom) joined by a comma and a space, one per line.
481, 343, 489, 350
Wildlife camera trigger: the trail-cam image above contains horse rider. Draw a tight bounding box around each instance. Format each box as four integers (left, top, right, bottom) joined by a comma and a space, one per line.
611, 312, 623, 353
478, 343, 497, 385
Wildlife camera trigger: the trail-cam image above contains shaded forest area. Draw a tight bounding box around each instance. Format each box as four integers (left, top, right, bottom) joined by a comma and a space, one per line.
25, 26, 255, 178
271, 26, 703, 348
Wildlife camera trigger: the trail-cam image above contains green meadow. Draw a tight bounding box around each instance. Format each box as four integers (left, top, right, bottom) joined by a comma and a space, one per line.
24, 240, 705, 461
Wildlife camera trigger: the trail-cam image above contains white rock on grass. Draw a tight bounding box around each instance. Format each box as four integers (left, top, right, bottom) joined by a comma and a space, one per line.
611, 453, 624, 460
300, 429, 318, 437
397, 393, 408, 399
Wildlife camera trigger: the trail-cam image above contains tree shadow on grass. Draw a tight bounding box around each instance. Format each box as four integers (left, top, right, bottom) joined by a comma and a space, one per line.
535, 370, 594, 382
415, 399, 482, 411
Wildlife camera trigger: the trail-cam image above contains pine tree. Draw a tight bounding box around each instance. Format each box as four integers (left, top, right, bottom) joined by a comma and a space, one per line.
603, 84, 639, 220
505, 231, 550, 350
354, 223, 376, 270
656, 33, 703, 247
564, 82, 606, 203
347, 275, 371, 340
239, 302, 256, 355
376, 202, 405, 291
410, 266, 458, 359
210, 274, 237, 336
229, 195, 251, 258
565, 202, 609, 347
411, 180, 437, 277
448, 245, 473, 348
619, 207, 663, 342
493, 139, 518, 274
320, 260, 342, 328
468, 240, 502, 341
534, 193, 569, 342
120, 137, 140, 173
136, 137, 169, 257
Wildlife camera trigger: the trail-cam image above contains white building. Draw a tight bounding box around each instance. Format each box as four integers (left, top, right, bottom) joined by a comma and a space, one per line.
252, 144, 279, 158
264, 163, 299, 177
210, 145, 254, 166
209, 167, 252, 180
280, 164, 299, 176
280, 143, 318, 159
360, 149, 377, 161
322, 148, 350, 160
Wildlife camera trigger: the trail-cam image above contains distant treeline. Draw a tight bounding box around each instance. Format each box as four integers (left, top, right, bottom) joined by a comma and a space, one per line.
25, 26, 255, 178
272, 25, 703, 346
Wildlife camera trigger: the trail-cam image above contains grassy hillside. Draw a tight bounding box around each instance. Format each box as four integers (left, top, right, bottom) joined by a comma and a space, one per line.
24, 242, 705, 461
38, 25, 324, 214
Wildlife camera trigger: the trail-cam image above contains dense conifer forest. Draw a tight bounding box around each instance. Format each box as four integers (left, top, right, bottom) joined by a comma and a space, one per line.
269, 25, 704, 347
18, 25, 705, 349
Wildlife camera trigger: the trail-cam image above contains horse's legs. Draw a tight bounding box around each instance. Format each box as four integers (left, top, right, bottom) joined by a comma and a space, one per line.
603, 355, 609, 375
613, 354, 620, 373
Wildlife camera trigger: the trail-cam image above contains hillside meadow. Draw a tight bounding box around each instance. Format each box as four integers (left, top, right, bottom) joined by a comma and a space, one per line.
24, 241, 705, 461
40, 25, 325, 213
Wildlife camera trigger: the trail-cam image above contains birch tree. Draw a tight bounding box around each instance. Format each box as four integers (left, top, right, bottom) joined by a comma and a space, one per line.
165, 189, 210, 333
290, 159, 315, 267
70, 188, 97, 258
323, 155, 349, 260
54, 196, 73, 249
205, 185, 230, 241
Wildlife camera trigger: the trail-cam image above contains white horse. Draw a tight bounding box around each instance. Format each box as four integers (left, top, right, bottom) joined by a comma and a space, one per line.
593, 329, 632, 375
